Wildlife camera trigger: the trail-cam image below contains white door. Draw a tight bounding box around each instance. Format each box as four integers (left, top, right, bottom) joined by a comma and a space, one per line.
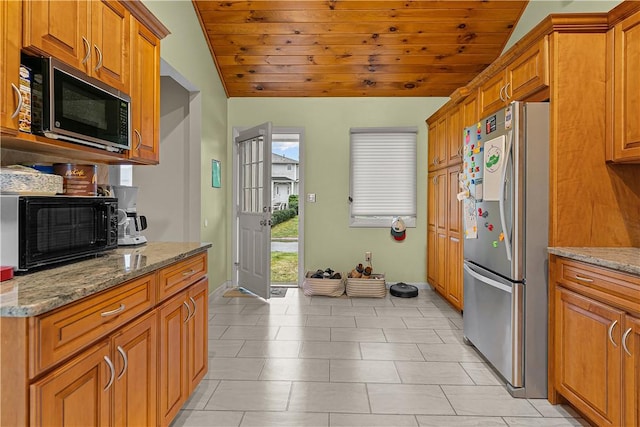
235, 123, 272, 299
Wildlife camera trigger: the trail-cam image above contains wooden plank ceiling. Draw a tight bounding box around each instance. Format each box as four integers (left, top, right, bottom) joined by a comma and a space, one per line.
192, 1, 529, 97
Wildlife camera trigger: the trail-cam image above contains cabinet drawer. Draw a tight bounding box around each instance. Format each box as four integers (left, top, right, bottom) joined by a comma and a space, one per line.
31, 273, 155, 377
158, 253, 207, 301
557, 258, 640, 315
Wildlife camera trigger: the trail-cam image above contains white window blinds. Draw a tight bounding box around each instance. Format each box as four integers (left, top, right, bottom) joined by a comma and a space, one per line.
349, 127, 417, 227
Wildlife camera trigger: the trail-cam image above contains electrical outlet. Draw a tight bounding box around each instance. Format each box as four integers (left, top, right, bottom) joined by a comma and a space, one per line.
365, 251, 372, 262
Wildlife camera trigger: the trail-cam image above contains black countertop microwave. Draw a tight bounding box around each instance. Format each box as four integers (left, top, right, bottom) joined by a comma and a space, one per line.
0, 195, 119, 272
22, 56, 131, 152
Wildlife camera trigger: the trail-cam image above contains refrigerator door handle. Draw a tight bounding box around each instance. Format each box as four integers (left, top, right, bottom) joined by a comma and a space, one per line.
499, 129, 513, 262
464, 263, 513, 294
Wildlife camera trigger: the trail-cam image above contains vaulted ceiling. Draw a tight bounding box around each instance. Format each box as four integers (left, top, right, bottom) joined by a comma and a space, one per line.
192, 1, 529, 97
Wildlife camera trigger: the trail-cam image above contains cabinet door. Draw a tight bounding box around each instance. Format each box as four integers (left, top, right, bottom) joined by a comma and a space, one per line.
479, 71, 507, 118
555, 288, 624, 427
112, 311, 157, 427
0, 0, 22, 131
23, 0, 90, 71
446, 235, 462, 310
158, 290, 188, 426
624, 315, 640, 427
129, 19, 160, 164
187, 279, 209, 393
447, 107, 462, 165
30, 341, 111, 427
435, 170, 447, 235
609, 13, 640, 162
435, 231, 447, 295
427, 122, 437, 170
447, 167, 461, 235
461, 92, 478, 128
435, 115, 447, 168
427, 172, 437, 229
91, 0, 130, 93
506, 37, 549, 101
427, 229, 437, 286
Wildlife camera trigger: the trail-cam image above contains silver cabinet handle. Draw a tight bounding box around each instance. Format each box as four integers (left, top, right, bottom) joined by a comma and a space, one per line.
104, 356, 115, 391
134, 129, 142, 150
183, 301, 191, 323
81, 36, 91, 65
622, 327, 632, 356
499, 85, 505, 102
101, 304, 125, 317
608, 320, 619, 347
116, 346, 128, 379
10, 83, 22, 119
505, 82, 511, 99
189, 297, 197, 321
575, 275, 594, 283
182, 269, 195, 277
94, 45, 103, 71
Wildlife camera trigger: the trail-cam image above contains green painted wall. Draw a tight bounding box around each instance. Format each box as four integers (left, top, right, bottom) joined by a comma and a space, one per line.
228, 98, 448, 284
142, 1, 228, 290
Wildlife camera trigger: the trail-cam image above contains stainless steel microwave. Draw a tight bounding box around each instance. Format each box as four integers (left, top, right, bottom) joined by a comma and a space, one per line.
0, 195, 119, 272
24, 56, 130, 152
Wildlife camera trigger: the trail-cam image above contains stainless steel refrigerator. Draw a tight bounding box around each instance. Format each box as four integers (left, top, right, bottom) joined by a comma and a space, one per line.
461, 101, 549, 398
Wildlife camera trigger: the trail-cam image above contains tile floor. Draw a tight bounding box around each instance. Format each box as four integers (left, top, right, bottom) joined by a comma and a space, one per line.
171, 287, 586, 427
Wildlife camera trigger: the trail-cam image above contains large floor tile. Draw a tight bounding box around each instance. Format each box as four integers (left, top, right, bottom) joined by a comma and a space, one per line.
237, 340, 301, 358
460, 362, 504, 386
300, 341, 362, 359
219, 325, 279, 340
210, 325, 229, 340
383, 329, 443, 344
241, 411, 329, 427
374, 307, 424, 317
350, 297, 396, 307
206, 357, 265, 380
329, 359, 401, 383
418, 343, 483, 362
416, 307, 448, 318
502, 418, 587, 426
330, 413, 419, 426
367, 384, 454, 415
526, 399, 581, 418
209, 314, 261, 326
285, 305, 332, 315
209, 340, 244, 358
434, 329, 465, 344
355, 316, 407, 329
360, 342, 424, 361
331, 306, 377, 317
181, 379, 219, 410
240, 304, 289, 315
310, 297, 353, 306
210, 304, 246, 314
276, 326, 330, 341
307, 315, 356, 328
331, 327, 386, 342
171, 410, 243, 427
416, 415, 507, 426
403, 317, 457, 329
395, 361, 474, 385
289, 382, 370, 413
205, 380, 291, 411
391, 299, 439, 308
256, 314, 307, 326
260, 358, 329, 381
441, 385, 540, 417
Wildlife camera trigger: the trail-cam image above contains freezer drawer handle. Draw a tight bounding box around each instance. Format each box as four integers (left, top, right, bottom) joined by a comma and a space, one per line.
463, 264, 513, 294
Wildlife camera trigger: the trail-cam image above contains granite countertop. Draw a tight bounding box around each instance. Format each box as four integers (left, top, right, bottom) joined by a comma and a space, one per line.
0, 241, 212, 317
548, 247, 640, 276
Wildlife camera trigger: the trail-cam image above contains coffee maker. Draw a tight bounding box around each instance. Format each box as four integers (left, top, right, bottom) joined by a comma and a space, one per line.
111, 185, 147, 246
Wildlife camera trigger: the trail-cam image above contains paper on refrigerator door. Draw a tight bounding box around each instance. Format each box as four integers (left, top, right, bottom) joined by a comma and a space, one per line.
482, 135, 506, 201
463, 198, 478, 239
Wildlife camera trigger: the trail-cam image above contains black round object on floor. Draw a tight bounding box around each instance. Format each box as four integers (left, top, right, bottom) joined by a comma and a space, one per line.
389, 282, 418, 298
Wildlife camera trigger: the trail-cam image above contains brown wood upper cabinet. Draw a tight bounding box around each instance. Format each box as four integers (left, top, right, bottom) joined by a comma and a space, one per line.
607, 9, 640, 163
479, 37, 549, 118
1, 1, 22, 132
23, 0, 130, 94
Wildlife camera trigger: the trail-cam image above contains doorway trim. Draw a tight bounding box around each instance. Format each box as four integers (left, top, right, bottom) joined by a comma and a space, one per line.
231, 126, 305, 289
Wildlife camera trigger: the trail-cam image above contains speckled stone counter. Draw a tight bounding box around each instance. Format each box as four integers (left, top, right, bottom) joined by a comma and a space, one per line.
0, 241, 211, 317
548, 247, 640, 276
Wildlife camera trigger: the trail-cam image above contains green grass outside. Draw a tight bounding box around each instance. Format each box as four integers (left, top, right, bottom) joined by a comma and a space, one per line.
271, 251, 298, 282
271, 216, 299, 282
271, 215, 298, 239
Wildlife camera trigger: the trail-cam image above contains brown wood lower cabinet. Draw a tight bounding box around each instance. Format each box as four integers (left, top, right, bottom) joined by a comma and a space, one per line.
1, 251, 209, 426
159, 277, 208, 426
550, 256, 640, 427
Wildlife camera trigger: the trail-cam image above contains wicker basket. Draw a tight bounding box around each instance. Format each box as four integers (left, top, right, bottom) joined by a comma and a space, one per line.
302, 271, 345, 297
346, 274, 386, 298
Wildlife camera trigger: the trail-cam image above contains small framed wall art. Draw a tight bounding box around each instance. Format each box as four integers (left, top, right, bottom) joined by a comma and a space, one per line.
211, 159, 221, 188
